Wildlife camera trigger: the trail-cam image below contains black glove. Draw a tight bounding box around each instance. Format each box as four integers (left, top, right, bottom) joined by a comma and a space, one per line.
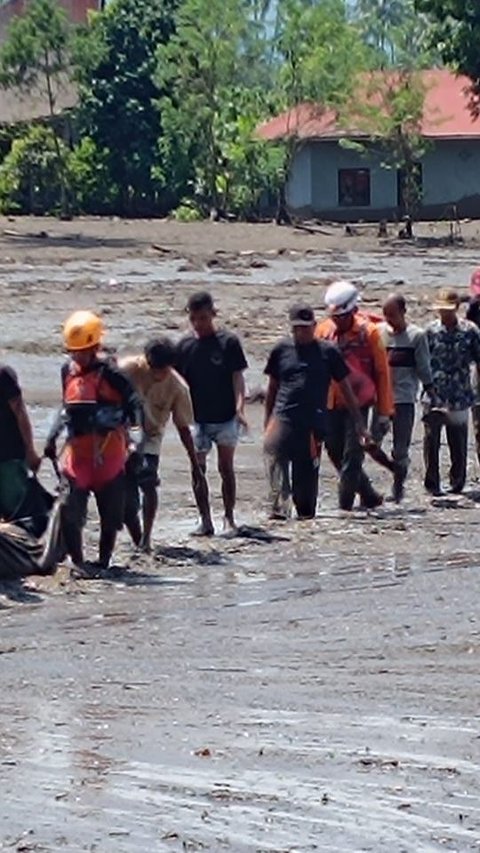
44, 440, 57, 461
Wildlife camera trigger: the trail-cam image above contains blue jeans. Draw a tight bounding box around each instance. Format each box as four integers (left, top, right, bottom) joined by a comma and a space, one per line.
193, 418, 239, 453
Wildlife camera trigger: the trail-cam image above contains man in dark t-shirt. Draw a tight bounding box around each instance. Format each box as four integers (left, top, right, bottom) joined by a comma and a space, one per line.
0, 365, 41, 519
264, 303, 368, 520
176, 291, 248, 534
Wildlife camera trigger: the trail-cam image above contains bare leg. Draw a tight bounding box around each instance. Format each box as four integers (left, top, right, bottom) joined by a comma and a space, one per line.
191, 452, 214, 535
140, 484, 158, 551
217, 445, 237, 531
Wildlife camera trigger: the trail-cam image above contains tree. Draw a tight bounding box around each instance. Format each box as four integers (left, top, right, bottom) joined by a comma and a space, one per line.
0, 0, 73, 215
276, 0, 371, 109
353, 0, 437, 67
415, 0, 480, 109
155, 0, 261, 211
271, 0, 371, 221
74, 0, 179, 215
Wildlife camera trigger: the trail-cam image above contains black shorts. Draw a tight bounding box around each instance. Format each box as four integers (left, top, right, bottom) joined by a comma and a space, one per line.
63, 472, 126, 532
125, 454, 160, 520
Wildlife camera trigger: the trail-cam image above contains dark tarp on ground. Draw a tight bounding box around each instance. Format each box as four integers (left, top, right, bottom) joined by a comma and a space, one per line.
0, 482, 65, 580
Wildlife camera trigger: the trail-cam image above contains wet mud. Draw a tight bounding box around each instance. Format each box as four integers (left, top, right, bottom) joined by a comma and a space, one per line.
0, 218, 479, 851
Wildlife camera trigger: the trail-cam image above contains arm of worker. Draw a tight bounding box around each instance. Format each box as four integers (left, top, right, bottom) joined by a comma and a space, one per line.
227, 334, 248, 429
0, 366, 41, 471
370, 326, 395, 417
9, 395, 42, 472
172, 384, 202, 475
104, 364, 143, 428
233, 370, 247, 428
264, 376, 278, 430
338, 377, 370, 442
414, 330, 434, 391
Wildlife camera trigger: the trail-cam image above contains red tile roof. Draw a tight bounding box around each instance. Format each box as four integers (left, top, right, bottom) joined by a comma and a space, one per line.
257, 69, 480, 142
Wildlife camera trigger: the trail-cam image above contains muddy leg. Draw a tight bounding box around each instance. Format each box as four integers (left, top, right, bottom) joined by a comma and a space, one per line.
292, 439, 319, 519
61, 484, 88, 569
192, 452, 213, 535
423, 418, 442, 494
141, 483, 158, 551
446, 416, 468, 493
217, 445, 237, 531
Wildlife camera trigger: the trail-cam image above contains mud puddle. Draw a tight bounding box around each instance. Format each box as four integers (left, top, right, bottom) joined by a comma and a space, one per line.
1, 242, 480, 850
1, 540, 480, 852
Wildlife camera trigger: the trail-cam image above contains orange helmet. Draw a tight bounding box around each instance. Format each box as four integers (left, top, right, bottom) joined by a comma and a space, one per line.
63, 310, 104, 351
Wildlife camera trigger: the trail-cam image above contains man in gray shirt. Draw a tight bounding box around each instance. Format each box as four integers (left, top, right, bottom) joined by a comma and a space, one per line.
380, 294, 434, 499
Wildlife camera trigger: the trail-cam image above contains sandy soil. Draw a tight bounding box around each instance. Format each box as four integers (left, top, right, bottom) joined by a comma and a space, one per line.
0, 218, 479, 852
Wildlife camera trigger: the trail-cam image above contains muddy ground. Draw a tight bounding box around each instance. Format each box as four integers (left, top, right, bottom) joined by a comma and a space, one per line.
0, 218, 479, 852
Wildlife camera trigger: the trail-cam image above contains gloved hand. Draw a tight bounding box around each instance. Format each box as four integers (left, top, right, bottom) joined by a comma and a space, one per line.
126, 448, 145, 479
372, 415, 391, 443
44, 439, 57, 461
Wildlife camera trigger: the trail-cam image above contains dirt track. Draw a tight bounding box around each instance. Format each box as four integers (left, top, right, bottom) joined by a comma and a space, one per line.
0, 218, 479, 852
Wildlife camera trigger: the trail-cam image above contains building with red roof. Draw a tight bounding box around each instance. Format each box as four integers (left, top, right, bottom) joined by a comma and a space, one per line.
257, 69, 480, 220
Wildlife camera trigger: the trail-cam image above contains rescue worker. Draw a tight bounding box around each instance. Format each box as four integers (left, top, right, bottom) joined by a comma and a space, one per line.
120, 337, 213, 550
316, 280, 394, 511
44, 311, 141, 576
264, 303, 370, 519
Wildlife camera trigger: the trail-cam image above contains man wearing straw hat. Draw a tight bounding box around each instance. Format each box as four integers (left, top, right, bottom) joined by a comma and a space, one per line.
424, 288, 480, 496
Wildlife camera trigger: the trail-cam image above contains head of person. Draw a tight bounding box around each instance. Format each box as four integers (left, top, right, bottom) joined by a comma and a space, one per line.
187, 291, 216, 338
325, 280, 359, 333
144, 336, 175, 380
383, 294, 407, 333
433, 288, 459, 327
63, 310, 103, 368
471, 268, 480, 298
289, 302, 316, 344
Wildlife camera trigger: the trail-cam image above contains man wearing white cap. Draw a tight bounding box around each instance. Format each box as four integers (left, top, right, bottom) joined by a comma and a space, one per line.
316, 280, 394, 510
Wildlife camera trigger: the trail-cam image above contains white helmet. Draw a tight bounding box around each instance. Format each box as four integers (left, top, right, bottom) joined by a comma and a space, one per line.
325, 280, 359, 316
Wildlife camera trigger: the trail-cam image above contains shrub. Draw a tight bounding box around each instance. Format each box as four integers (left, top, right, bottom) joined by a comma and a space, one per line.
0, 125, 67, 214
172, 199, 203, 222
67, 137, 118, 215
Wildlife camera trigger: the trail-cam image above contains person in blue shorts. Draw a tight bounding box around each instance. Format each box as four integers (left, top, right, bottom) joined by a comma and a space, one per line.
176, 291, 248, 534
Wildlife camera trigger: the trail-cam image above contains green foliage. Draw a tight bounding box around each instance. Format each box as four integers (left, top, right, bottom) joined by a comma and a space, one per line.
275, 0, 372, 109
173, 199, 204, 221
354, 0, 437, 69
215, 90, 285, 218
0, 0, 71, 103
0, 124, 66, 214
0, 0, 73, 215
74, 0, 179, 215
67, 137, 116, 214
156, 0, 251, 208
415, 0, 480, 106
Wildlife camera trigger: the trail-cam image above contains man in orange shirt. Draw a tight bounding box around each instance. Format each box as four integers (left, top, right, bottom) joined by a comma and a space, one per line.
316, 281, 394, 510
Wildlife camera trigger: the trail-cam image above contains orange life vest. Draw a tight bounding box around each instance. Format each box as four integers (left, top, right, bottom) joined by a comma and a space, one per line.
61, 363, 127, 489
323, 321, 377, 408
